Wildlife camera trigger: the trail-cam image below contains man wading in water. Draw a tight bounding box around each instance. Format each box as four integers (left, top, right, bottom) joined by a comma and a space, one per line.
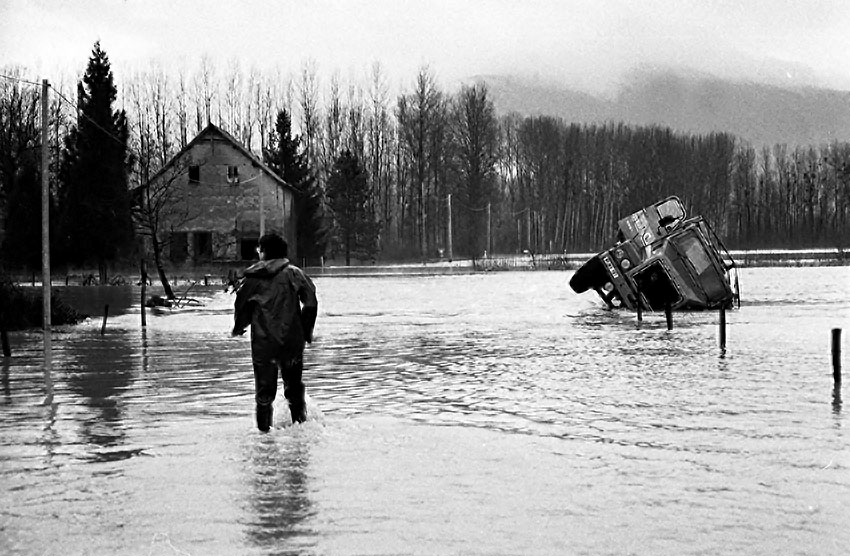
232, 233, 318, 431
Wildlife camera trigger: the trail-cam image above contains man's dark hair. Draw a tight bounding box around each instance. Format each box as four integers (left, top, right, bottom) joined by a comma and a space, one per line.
259, 233, 288, 259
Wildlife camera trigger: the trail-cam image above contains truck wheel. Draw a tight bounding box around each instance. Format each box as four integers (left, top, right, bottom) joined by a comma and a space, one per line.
569, 257, 608, 293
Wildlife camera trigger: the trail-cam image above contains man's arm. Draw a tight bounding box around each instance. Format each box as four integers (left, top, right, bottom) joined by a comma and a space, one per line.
232, 279, 255, 336
295, 271, 318, 343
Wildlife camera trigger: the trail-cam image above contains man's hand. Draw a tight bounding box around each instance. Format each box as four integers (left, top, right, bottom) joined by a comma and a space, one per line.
231, 327, 245, 337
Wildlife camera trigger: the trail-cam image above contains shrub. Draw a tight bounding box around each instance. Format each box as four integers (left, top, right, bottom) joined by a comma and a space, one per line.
0, 276, 86, 331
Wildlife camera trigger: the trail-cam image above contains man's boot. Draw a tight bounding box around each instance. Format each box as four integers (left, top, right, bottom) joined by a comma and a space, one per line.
256, 403, 273, 432
289, 402, 306, 424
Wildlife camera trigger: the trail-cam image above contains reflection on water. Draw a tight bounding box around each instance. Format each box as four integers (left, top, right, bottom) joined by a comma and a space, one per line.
65, 333, 135, 461
245, 432, 316, 554
2, 357, 10, 402
0, 267, 849, 555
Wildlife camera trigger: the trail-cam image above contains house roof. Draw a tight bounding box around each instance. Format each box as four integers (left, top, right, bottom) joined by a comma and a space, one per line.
146, 123, 295, 192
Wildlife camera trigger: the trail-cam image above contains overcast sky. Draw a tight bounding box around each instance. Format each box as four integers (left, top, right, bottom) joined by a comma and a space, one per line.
3, 0, 850, 93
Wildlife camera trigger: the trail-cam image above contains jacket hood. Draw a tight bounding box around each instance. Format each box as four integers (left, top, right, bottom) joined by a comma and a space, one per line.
243, 258, 290, 278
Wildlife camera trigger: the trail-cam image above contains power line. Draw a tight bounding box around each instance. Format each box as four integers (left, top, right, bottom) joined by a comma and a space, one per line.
447, 195, 488, 213
49, 83, 129, 151
0, 73, 41, 87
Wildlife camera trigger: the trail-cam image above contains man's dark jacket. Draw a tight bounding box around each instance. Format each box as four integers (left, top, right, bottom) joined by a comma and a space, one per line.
233, 258, 318, 351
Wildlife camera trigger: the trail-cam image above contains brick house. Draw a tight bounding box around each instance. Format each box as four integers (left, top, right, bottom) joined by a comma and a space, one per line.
146, 123, 297, 263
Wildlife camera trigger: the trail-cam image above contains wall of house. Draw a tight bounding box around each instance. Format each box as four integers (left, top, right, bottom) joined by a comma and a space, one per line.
158, 135, 296, 263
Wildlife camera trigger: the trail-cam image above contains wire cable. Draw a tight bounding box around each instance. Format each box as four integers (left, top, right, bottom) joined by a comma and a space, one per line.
0, 73, 42, 87
49, 83, 129, 151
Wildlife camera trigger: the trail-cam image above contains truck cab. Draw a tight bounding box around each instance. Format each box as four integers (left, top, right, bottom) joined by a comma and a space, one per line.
570, 197, 738, 311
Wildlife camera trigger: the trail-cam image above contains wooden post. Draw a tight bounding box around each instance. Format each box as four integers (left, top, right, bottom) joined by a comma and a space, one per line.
719, 305, 727, 349
665, 303, 673, 330
140, 259, 147, 328
833, 328, 842, 385
1, 329, 10, 358
101, 304, 109, 335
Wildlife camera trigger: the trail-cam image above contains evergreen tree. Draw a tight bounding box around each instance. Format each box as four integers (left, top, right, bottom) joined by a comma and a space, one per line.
263, 109, 327, 263
326, 150, 379, 265
0, 152, 42, 270
57, 42, 133, 281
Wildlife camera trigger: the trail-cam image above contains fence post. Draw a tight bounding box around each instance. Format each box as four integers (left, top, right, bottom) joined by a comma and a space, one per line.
101, 304, 109, 335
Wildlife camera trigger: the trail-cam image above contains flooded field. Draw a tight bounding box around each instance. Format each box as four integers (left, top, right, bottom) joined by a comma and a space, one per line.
1, 267, 849, 555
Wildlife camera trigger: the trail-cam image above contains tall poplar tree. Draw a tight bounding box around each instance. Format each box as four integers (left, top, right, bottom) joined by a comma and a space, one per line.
263, 108, 327, 262
326, 150, 378, 265
58, 42, 133, 281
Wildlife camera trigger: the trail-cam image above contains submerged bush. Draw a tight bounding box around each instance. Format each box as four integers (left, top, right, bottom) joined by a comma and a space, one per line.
0, 276, 86, 331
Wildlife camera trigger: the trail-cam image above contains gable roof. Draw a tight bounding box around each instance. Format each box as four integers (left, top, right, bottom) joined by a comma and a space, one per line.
147, 123, 295, 192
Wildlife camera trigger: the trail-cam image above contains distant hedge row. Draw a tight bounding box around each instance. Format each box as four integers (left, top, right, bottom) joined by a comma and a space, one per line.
0, 277, 86, 331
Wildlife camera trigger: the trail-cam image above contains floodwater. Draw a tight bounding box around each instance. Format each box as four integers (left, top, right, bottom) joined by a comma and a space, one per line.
1, 267, 848, 555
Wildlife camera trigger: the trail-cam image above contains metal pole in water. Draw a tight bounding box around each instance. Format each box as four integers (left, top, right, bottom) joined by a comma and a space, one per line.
833, 328, 842, 385
719, 305, 727, 350
140, 259, 147, 328
41, 79, 52, 388
635, 287, 642, 322
101, 304, 109, 335
665, 303, 673, 330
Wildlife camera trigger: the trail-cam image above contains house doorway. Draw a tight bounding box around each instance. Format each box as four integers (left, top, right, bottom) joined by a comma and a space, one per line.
170, 232, 189, 262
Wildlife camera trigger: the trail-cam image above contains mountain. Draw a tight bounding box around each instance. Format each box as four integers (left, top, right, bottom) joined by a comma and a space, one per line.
475, 70, 850, 148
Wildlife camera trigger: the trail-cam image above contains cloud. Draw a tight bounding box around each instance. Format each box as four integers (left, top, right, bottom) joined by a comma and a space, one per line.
2, 0, 849, 91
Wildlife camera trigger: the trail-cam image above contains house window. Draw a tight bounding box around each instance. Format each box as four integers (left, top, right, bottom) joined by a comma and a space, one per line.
193, 231, 213, 261
227, 165, 239, 184
188, 165, 200, 183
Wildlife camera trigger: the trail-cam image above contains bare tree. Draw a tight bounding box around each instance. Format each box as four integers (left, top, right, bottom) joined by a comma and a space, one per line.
396, 66, 443, 257
452, 83, 499, 256
222, 58, 243, 137
324, 71, 344, 173
149, 62, 173, 167
366, 62, 396, 249
299, 59, 321, 169
193, 54, 216, 133
132, 160, 200, 299
241, 64, 260, 150
346, 81, 366, 159
175, 65, 190, 148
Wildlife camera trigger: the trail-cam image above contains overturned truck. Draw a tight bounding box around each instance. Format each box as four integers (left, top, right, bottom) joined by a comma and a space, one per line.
569, 197, 739, 311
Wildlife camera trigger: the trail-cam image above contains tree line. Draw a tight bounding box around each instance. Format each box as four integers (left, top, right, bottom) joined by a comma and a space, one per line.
2, 44, 849, 277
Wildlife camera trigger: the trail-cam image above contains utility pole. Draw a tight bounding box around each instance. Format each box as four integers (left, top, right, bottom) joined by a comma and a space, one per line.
446, 194, 453, 261
486, 202, 491, 257
516, 219, 520, 253
41, 79, 53, 390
